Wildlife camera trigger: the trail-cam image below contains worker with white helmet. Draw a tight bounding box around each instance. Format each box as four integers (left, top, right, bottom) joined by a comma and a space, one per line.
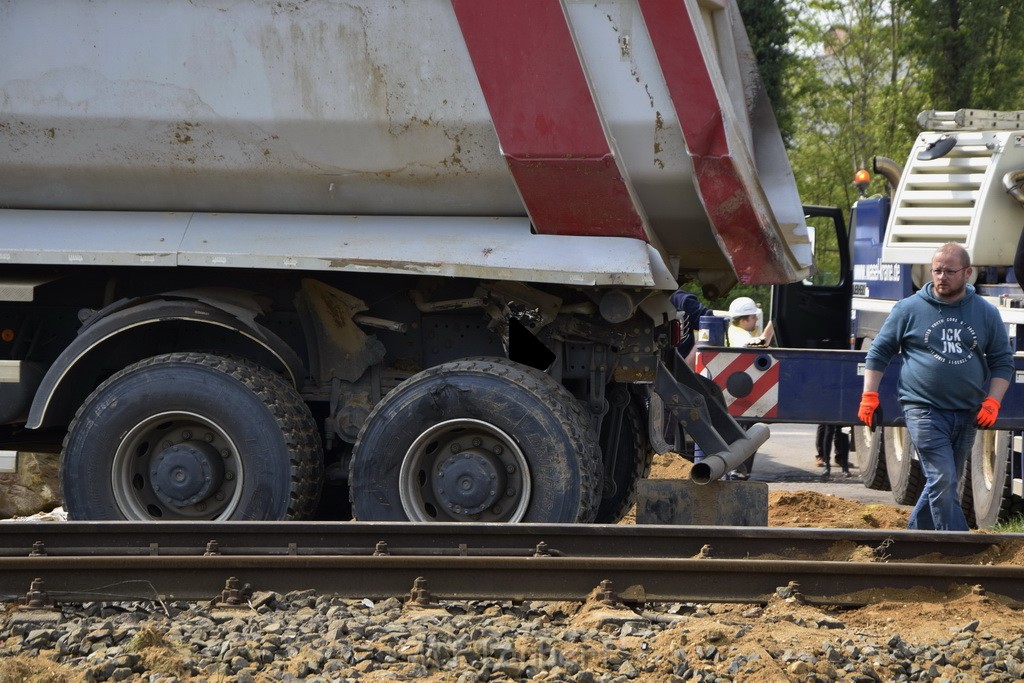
727, 296, 773, 347
719, 296, 773, 481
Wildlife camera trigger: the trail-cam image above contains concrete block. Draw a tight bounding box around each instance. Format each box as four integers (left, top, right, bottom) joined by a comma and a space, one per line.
0, 450, 16, 473
636, 478, 768, 526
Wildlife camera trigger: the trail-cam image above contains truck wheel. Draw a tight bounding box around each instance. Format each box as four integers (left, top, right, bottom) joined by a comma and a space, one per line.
595, 387, 651, 523
970, 429, 1012, 528
853, 425, 889, 490
61, 353, 323, 521
886, 426, 924, 505
349, 359, 602, 523
958, 455, 976, 528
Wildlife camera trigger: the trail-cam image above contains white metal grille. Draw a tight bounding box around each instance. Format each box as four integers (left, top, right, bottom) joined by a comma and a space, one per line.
883, 130, 1024, 266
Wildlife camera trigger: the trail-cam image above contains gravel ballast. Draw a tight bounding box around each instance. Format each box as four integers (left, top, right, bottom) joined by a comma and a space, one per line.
3, 586, 1024, 682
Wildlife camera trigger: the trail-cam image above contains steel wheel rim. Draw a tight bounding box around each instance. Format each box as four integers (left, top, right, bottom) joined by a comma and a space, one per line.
893, 427, 910, 464
855, 425, 869, 449
111, 411, 244, 520
980, 430, 998, 493
399, 418, 531, 522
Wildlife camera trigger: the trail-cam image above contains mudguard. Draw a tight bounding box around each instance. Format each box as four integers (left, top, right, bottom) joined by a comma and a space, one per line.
28, 293, 305, 429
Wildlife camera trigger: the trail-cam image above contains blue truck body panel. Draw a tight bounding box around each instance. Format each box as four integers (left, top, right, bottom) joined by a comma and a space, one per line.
851, 197, 913, 303
698, 346, 1024, 430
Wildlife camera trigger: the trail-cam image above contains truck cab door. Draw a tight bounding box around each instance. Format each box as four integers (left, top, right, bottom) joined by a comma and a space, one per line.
771, 205, 852, 349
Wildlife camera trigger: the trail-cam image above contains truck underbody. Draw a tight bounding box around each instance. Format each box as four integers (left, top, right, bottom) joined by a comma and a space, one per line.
0, 258, 768, 523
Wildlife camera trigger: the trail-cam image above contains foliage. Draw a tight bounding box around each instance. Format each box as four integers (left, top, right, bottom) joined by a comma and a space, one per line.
786, 0, 927, 214
679, 280, 772, 320
713, 1, 1024, 310
783, 0, 1024, 213
994, 513, 1024, 533
903, 0, 1024, 110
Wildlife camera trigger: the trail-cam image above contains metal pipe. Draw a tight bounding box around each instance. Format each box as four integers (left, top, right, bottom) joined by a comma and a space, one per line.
690, 423, 770, 484
1003, 169, 1024, 206
872, 156, 902, 200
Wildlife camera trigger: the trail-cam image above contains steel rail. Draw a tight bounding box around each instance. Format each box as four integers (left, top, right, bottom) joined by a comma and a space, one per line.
1, 523, 1022, 607
0, 522, 1018, 561
3, 554, 1024, 607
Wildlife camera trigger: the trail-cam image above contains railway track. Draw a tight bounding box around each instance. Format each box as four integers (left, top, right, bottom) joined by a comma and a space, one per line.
2, 522, 1023, 608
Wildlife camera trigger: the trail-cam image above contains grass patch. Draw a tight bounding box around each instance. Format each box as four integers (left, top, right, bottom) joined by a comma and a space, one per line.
125, 625, 192, 678
0, 655, 76, 683
993, 514, 1024, 533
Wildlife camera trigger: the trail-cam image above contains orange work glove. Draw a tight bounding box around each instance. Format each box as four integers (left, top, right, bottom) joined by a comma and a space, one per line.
858, 391, 880, 427
977, 397, 1000, 428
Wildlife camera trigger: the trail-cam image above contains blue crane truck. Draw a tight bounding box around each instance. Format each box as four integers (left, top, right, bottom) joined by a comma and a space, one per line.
698, 109, 1024, 528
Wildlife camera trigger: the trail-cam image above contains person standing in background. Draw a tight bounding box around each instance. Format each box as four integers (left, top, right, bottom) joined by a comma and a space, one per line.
668, 289, 717, 462
721, 295, 773, 480
670, 289, 715, 368
727, 297, 774, 347
815, 424, 850, 477
857, 243, 1012, 530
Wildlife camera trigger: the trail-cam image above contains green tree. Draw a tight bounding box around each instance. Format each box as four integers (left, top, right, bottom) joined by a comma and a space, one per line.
904, 0, 1024, 109
786, 0, 1024, 218
788, 1, 926, 204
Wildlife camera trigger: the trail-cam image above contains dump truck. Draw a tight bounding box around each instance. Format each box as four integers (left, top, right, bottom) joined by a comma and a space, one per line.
699, 109, 1024, 528
0, 0, 811, 523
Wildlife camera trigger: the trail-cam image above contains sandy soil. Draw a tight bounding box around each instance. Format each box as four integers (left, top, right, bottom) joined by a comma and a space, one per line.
597, 452, 1024, 681
618, 453, 912, 530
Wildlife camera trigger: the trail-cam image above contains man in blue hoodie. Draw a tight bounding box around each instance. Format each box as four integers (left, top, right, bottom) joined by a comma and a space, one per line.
857, 243, 1013, 530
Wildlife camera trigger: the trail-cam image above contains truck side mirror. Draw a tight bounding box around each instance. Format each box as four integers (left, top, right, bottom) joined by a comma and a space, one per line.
917, 135, 957, 161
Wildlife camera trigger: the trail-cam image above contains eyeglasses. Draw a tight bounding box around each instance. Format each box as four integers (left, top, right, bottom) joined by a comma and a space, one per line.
931, 267, 966, 277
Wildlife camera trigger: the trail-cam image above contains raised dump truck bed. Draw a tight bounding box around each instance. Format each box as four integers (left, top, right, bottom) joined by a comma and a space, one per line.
0, 0, 809, 286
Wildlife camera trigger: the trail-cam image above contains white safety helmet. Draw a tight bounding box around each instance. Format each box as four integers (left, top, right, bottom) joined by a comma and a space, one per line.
727, 297, 759, 317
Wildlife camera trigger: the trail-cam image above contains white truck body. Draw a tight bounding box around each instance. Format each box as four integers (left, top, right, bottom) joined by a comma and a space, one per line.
0, 0, 811, 286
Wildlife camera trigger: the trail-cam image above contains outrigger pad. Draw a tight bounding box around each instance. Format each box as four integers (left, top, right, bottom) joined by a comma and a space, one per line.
636, 479, 768, 526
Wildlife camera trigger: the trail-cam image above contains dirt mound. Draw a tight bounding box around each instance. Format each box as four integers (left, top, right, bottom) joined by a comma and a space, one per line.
768, 490, 909, 529
649, 452, 694, 478
636, 452, 909, 529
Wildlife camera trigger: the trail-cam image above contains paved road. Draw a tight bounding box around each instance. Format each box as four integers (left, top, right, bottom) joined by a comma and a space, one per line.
747, 422, 910, 508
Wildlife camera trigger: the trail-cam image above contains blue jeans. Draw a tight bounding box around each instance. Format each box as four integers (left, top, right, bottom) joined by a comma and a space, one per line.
902, 405, 975, 531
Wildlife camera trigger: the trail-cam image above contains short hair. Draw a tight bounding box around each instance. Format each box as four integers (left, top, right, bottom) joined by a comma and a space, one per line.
934, 242, 971, 268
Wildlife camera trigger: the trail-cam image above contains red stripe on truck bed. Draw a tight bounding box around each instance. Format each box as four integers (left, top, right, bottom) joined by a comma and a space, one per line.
451, 0, 646, 240
638, 0, 791, 283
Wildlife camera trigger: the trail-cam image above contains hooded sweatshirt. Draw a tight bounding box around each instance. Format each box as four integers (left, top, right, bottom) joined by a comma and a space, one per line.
865, 283, 1014, 410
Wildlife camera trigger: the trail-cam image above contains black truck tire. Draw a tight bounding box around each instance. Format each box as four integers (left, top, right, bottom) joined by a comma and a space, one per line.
853, 424, 889, 490
885, 426, 924, 505
970, 429, 1012, 529
349, 359, 602, 523
595, 388, 651, 524
61, 353, 323, 521
958, 452, 976, 529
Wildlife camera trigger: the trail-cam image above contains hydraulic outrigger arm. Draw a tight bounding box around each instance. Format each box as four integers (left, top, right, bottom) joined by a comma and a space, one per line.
648, 352, 769, 485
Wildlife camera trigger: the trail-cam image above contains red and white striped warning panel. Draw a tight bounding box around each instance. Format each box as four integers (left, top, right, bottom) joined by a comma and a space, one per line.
696, 350, 779, 419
